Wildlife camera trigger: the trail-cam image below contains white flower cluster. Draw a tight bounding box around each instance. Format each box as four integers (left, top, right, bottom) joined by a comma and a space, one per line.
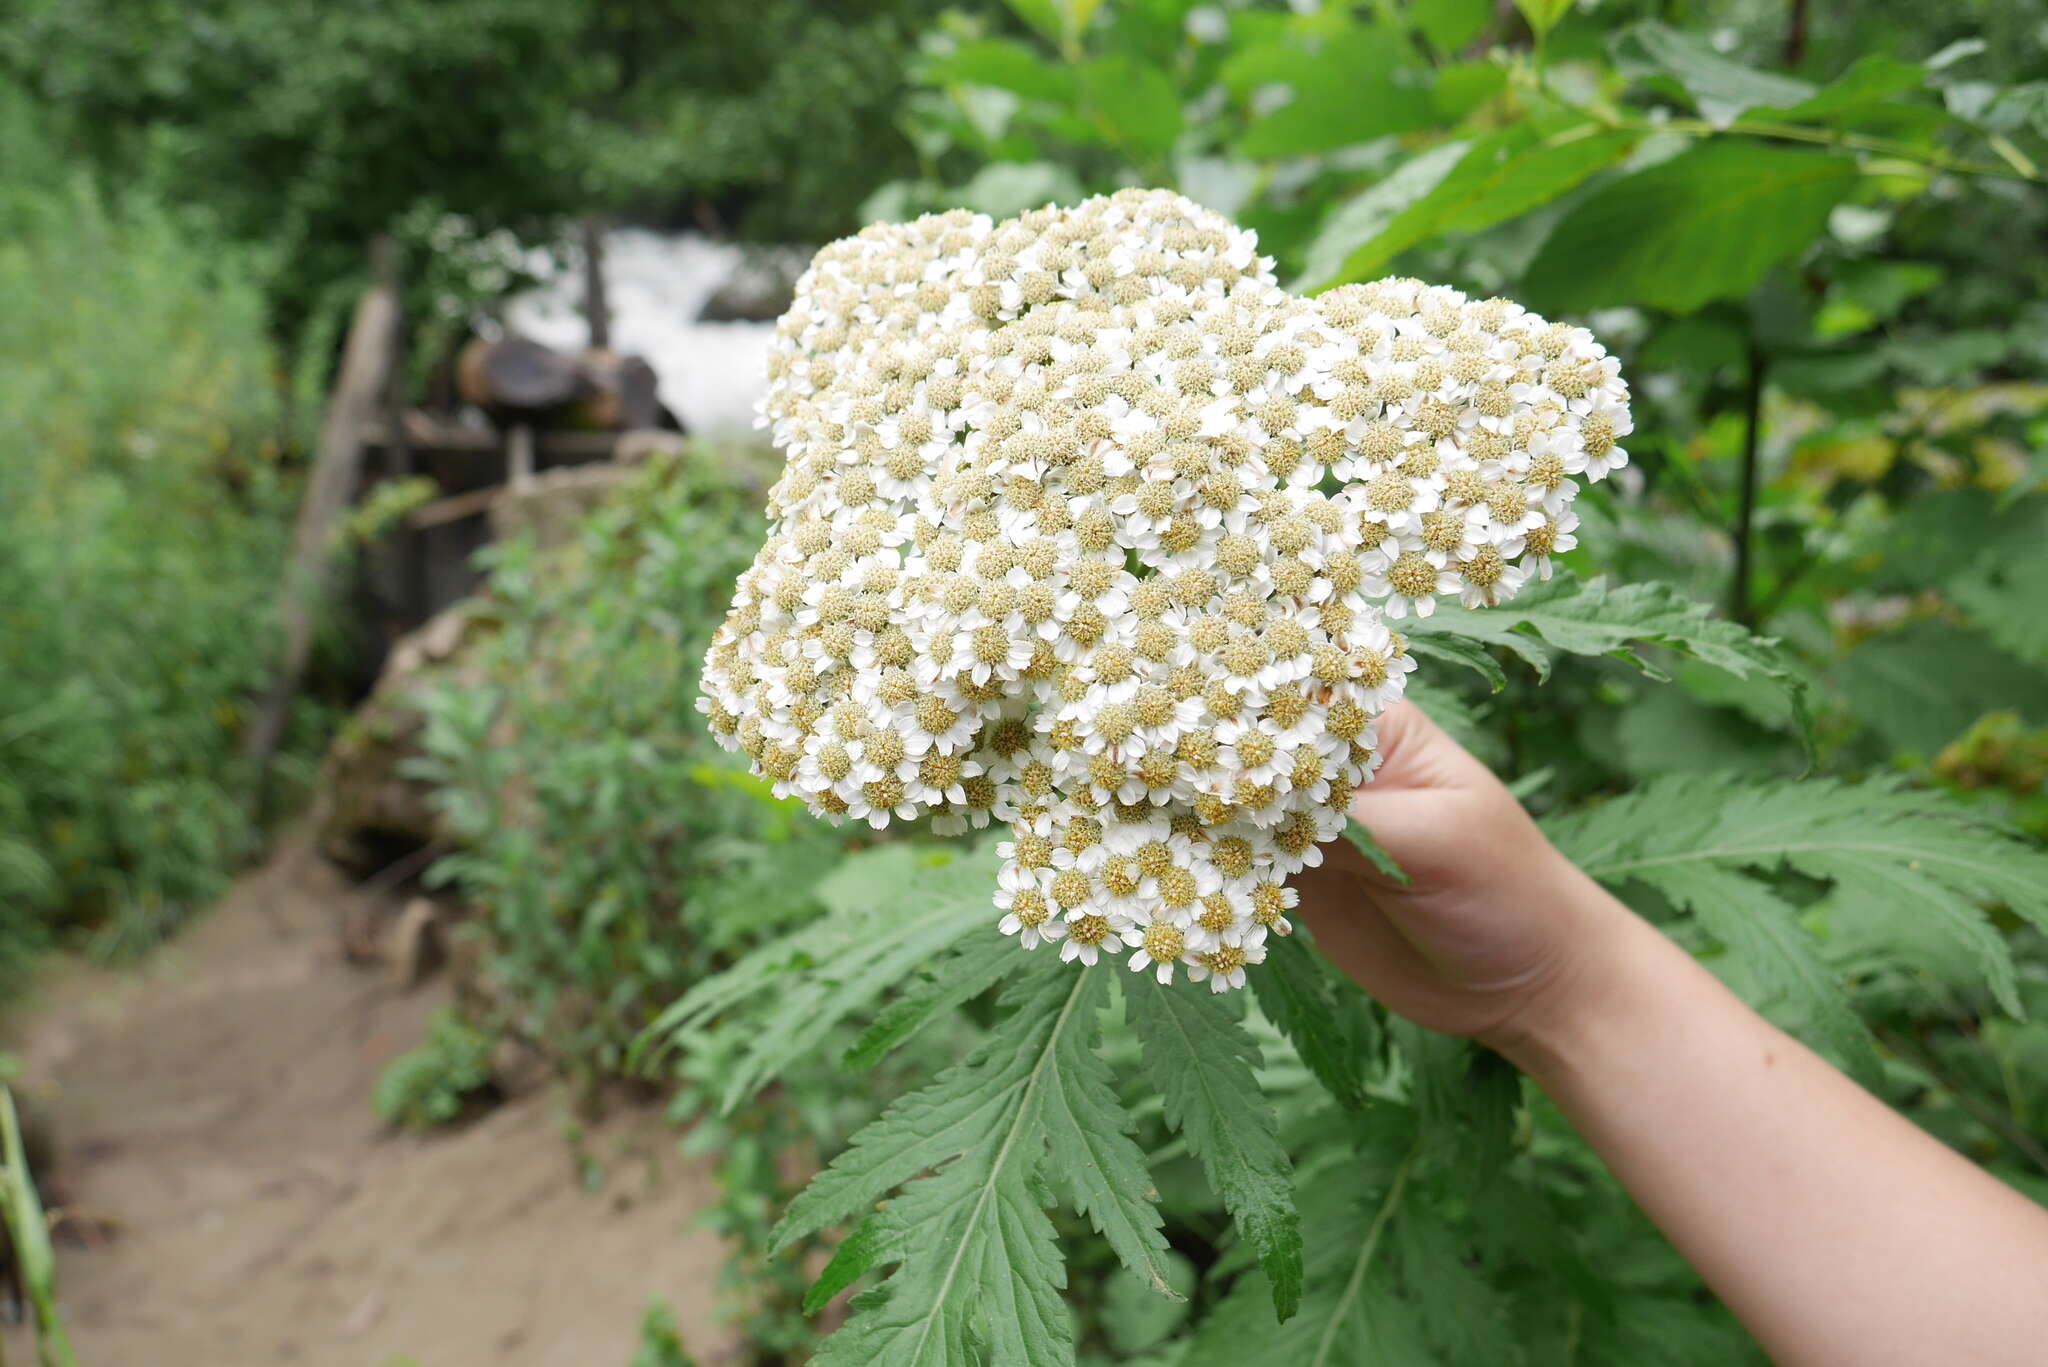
699, 189, 1630, 991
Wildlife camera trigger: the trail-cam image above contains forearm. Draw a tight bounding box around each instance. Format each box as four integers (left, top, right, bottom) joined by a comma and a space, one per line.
1496, 885, 2048, 1367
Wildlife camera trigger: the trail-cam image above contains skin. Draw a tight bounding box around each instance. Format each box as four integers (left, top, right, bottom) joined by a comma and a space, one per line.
1295, 702, 2048, 1367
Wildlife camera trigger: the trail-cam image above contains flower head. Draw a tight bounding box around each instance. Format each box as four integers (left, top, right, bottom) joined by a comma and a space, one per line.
700, 190, 1631, 989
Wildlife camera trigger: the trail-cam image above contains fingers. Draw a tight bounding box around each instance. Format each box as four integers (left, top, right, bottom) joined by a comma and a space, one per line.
1359, 701, 1495, 795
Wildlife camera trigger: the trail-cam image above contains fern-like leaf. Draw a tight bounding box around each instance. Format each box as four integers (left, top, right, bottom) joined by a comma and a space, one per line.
1419, 573, 1810, 738
1251, 934, 1375, 1111
1546, 776, 2048, 1021
777, 959, 1174, 1365
636, 841, 998, 1108
1125, 977, 1304, 1320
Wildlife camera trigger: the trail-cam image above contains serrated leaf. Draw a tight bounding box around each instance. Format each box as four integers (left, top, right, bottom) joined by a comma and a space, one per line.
1523, 143, 1858, 315
1184, 1120, 1421, 1366
636, 842, 999, 1107
1546, 775, 2048, 1019
1342, 818, 1412, 885
1947, 551, 2048, 671
1392, 1021, 1519, 1187
1833, 620, 2040, 756
1126, 977, 1303, 1320
1404, 629, 1507, 692
1426, 574, 1812, 744
784, 960, 1088, 1365
1252, 934, 1375, 1110
780, 961, 1173, 1364
845, 929, 1018, 1071
1035, 977, 1179, 1297
1628, 861, 1881, 1085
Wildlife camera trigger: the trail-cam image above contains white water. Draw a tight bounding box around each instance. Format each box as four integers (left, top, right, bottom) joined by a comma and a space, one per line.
504, 230, 781, 436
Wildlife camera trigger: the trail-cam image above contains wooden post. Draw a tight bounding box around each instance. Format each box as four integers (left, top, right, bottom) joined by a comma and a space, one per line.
580, 216, 610, 351
242, 236, 400, 806
508, 423, 536, 492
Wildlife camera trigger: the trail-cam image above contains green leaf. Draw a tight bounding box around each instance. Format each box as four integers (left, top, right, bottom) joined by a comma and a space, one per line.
1948, 551, 2048, 670
1299, 118, 1629, 293
1232, 27, 1437, 159
1833, 620, 2041, 756
636, 842, 999, 1109
1342, 818, 1412, 884
932, 38, 1079, 102
1611, 22, 1816, 128
1547, 775, 2048, 1019
779, 962, 1174, 1364
1512, 0, 1573, 39
1082, 54, 1184, 156
1252, 933, 1375, 1110
1126, 977, 1303, 1321
1762, 55, 1929, 124
1184, 1120, 1422, 1366
1404, 628, 1507, 692
844, 929, 1019, 1071
1410, 0, 1490, 52
1522, 143, 1859, 315
1392, 1021, 1518, 1186
956, 161, 1087, 220
784, 963, 1086, 1366
1637, 861, 1882, 1085
1425, 573, 1811, 740
1003, 0, 1067, 46
1035, 977, 1180, 1299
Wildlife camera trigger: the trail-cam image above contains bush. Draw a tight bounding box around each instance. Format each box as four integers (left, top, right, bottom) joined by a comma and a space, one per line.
0, 0, 953, 325
373, 1008, 497, 1131
406, 449, 855, 1080
0, 86, 300, 978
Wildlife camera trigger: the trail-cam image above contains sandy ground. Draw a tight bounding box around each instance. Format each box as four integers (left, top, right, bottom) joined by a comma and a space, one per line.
2, 829, 739, 1367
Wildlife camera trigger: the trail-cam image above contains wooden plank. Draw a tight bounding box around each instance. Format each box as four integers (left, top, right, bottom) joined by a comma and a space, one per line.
363, 413, 628, 461
405, 484, 506, 530
241, 240, 400, 798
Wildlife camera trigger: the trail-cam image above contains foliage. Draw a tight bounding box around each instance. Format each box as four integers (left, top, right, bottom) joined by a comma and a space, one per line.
407, 451, 857, 1082
0, 87, 303, 981
626, 1298, 699, 1367
631, 3, 2048, 1362
373, 1009, 497, 1131
0, 0, 952, 325
2, 1086, 78, 1367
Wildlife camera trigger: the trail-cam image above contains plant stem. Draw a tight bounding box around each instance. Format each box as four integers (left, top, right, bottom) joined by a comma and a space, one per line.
1604, 114, 2047, 184
1731, 342, 1766, 626
1309, 1143, 1419, 1367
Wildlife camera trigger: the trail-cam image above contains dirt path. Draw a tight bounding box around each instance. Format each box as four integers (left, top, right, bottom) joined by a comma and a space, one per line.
2, 829, 738, 1367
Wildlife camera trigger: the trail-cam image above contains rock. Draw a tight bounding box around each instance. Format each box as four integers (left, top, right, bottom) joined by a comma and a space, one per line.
386, 898, 445, 990
696, 247, 807, 323
316, 601, 490, 876
488, 464, 635, 552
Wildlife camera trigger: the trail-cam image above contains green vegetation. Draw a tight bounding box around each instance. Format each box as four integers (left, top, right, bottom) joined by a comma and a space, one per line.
0, 87, 301, 982
372, 1009, 498, 1131
2, 0, 2044, 1362
0, 0, 951, 325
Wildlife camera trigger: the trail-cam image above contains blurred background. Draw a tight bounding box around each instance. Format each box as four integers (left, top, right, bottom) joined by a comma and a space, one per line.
1, 1, 2044, 1363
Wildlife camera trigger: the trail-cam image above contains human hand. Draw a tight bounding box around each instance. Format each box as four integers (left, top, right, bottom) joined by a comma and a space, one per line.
1292, 701, 1633, 1050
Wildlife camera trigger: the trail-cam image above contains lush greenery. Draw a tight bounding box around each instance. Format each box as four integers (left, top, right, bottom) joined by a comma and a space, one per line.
6, 0, 2045, 1362
625, 1, 2044, 1361
0, 0, 950, 326
0, 86, 302, 983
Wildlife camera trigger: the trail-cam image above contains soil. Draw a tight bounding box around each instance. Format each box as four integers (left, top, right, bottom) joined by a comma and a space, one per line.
1, 828, 740, 1367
